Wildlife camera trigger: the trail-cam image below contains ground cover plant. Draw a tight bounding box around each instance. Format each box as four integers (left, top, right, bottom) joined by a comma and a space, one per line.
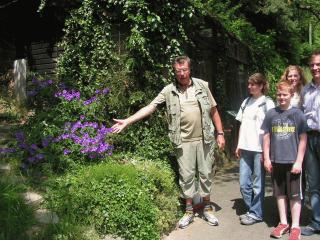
44, 161, 180, 240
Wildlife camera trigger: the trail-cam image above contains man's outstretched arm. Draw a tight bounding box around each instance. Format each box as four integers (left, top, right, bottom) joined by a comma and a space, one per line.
111, 104, 157, 133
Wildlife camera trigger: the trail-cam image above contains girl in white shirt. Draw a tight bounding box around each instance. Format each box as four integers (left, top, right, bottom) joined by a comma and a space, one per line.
235, 73, 275, 225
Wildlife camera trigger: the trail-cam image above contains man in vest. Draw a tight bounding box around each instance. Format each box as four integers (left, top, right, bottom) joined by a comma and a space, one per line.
112, 55, 225, 229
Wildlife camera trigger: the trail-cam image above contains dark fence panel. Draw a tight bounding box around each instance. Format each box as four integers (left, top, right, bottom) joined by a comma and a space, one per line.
28, 41, 61, 76
188, 19, 251, 159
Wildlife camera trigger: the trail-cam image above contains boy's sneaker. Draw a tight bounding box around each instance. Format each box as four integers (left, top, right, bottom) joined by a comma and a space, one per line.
301, 225, 320, 236
270, 223, 290, 238
203, 206, 219, 226
289, 227, 301, 240
240, 215, 261, 225
239, 213, 248, 220
178, 211, 194, 229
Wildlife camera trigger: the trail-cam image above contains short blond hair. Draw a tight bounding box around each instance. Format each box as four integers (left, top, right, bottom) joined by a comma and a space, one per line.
276, 81, 294, 95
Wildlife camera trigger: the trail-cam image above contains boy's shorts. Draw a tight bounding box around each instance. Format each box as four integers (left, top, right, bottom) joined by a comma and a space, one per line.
271, 163, 302, 200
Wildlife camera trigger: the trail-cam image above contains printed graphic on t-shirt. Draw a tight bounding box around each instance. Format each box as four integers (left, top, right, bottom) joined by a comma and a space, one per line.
271, 118, 296, 140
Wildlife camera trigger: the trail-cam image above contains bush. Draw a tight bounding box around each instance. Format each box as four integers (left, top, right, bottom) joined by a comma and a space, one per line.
44, 161, 180, 240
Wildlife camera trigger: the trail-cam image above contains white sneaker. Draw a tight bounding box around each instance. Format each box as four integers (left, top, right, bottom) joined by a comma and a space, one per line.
239, 213, 248, 220
203, 206, 219, 226
178, 211, 194, 229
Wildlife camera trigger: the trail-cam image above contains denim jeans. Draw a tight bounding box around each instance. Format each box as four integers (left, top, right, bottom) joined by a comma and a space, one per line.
305, 133, 320, 230
239, 150, 265, 220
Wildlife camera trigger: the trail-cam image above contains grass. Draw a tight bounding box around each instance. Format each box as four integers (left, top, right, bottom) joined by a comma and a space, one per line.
0, 177, 35, 240
0, 107, 35, 239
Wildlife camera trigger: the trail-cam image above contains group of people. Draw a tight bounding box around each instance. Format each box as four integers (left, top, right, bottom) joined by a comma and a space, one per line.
236, 51, 320, 240
111, 51, 320, 240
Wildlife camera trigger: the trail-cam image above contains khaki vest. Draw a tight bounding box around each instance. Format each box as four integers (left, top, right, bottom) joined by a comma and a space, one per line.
164, 78, 216, 148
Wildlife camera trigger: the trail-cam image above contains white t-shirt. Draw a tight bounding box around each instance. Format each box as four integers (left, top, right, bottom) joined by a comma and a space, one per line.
235, 95, 275, 152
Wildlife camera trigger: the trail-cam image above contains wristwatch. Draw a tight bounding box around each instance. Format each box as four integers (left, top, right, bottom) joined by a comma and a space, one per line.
217, 132, 224, 136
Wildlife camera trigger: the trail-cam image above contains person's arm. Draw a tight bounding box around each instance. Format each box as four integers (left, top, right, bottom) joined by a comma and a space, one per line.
112, 104, 157, 133
235, 103, 244, 159
291, 133, 307, 174
263, 133, 272, 173
211, 106, 225, 150
235, 126, 241, 159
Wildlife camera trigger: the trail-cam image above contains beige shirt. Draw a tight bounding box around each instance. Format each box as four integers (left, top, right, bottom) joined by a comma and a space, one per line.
150, 81, 216, 141
290, 92, 301, 108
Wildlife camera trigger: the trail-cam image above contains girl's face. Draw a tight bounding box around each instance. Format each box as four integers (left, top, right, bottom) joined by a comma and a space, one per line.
248, 81, 263, 98
287, 69, 300, 89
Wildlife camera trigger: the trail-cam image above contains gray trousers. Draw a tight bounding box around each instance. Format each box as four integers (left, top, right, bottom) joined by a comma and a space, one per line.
176, 140, 215, 199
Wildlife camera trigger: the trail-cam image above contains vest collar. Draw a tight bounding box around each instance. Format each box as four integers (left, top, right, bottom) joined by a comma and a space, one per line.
172, 78, 203, 94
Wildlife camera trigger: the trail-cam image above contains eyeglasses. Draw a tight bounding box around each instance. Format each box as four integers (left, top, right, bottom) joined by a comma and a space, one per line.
174, 68, 189, 74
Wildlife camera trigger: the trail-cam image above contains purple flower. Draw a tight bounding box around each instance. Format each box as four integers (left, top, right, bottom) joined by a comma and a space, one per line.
30, 144, 39, 150
15, 132, 25, 142
102, 88, 110, 94
32, 78, 39, 85
27, 156, 36, 163
35, 153, 45, 160
0, 148, 16, 154
42, 136, 53, 148
63, 149, 71, 155
83, 96, 97, 106
80, 115, 85, 120
55, 89, 81, 101
18, 143, 28, 149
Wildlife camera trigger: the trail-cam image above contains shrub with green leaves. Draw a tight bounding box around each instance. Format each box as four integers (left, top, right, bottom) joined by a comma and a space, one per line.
45, 161, 180, 240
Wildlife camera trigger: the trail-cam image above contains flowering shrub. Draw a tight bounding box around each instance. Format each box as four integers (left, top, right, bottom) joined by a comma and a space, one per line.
18, 77, 113, 172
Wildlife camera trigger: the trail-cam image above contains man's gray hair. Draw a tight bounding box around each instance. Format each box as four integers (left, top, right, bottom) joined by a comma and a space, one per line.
172, 56, 191, 68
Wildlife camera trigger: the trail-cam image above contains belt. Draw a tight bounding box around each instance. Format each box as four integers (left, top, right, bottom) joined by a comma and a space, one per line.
307, 130, 320, 136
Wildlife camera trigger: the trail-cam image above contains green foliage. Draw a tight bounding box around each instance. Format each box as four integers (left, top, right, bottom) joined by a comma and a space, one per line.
0, 179, 35, 240
33, 222, 101, 240
57, 0, 117, 88
45, 161, 180, 240
43, 0, 207, 163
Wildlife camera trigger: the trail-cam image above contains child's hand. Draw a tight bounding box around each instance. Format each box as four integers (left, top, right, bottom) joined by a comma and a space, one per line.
291, 162, 302, 174
264, 159, 272, 173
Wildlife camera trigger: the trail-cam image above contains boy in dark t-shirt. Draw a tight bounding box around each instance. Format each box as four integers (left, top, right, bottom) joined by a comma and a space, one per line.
261, 81, 307, 240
